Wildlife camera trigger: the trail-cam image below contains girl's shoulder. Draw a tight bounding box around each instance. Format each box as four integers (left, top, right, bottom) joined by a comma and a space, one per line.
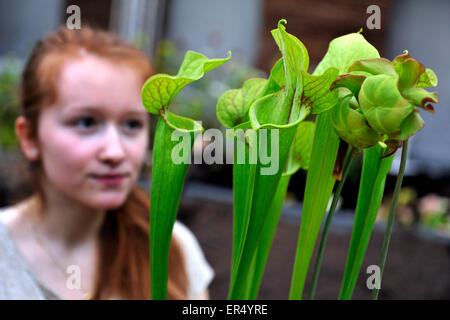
0, 204, 48, 299
172, 221, 210, 268
0, 205, 17, 222
0, 204, 21, 238
0, 203, 28, 268
0, 197, 36, 226
172, 220, 214, 299
172, 220, 200, 248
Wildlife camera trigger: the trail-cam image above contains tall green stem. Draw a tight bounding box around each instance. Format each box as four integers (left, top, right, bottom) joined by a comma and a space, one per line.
150, 117, 200, 299
308, 146, 355, 300
371, 139, 409, 300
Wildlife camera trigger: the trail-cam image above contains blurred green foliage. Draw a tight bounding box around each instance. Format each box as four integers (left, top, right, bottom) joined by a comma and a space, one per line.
0, 57, 21, 149
417, 193, 450, 232
378, 188, 450, 235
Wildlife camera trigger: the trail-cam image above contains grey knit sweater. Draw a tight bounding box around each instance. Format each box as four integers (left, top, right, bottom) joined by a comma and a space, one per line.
0, 210, 214, 300
0, 218, 59, 299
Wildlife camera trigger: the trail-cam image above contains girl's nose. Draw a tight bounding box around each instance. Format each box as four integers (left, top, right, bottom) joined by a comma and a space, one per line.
98, 125, 126, 165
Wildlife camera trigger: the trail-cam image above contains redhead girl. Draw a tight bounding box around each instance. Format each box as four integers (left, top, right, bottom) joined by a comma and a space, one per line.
0, 26, 213, 300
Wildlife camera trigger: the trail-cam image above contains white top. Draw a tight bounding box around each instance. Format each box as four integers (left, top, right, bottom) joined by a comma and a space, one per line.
0, 208, 214, 300
173, 220, 215, 299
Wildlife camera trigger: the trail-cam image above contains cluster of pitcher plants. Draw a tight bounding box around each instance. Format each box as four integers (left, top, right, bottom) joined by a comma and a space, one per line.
141, 19, 438, 300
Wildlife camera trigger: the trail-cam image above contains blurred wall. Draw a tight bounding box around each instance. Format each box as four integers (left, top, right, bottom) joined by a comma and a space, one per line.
110, 0, 165, 56
0, 0, 63, 58
386, 0, 450, 176
258, 0, 391, 72
165, 0, 262, 66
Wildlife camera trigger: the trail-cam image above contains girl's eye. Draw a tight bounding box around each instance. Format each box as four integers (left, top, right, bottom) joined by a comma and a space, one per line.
74, 116, 98, 130
123, 119, 143, 131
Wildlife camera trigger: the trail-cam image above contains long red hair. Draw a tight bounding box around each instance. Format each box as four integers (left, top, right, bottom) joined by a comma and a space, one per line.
19, 26, 188, 299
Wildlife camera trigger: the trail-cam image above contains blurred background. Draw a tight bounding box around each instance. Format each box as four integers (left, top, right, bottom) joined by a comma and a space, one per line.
0, 0, 449, 299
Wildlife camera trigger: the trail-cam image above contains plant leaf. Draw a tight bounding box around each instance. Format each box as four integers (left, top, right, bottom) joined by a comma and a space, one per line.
388, 108, 424, 141
230, 128, 258, 286
359, 74, 414, 134
289, 111, 340, 300
246, 174, 291, 299
289, 32, 380, 300
150, 115, 203, 299
401, 87, 438, 113
142, 50, 231, 114
229, 21, 312, 299
314, 33, 379, 75
302, 68, 340, 114
249, 91, 292, 127
217, 58, 286, 129
228, 122, 299, 299
417, 68, 438, 88
339, 144, 394, 299
393, 57, 426, 91
146, 50, 230, 299
348, 58, 396, 76
230, 87, 307, 299
331, 94, 381, 150
244, 120, 316, 299
271, 20, 309, 93
285, 121, 316, 175
269, 20, 309, 123
262, 58, 285, 94
331, 74, 366, 98
217, 78, 267, 128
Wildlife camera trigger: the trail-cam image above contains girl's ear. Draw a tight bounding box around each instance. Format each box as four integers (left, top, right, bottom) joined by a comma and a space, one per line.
15, 116, 40, 161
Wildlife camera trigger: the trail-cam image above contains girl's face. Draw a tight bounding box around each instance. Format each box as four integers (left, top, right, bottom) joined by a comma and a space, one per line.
36, 54, 149, 210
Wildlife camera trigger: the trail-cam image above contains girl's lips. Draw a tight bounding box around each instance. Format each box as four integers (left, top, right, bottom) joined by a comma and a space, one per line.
91, 174, 128, 186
